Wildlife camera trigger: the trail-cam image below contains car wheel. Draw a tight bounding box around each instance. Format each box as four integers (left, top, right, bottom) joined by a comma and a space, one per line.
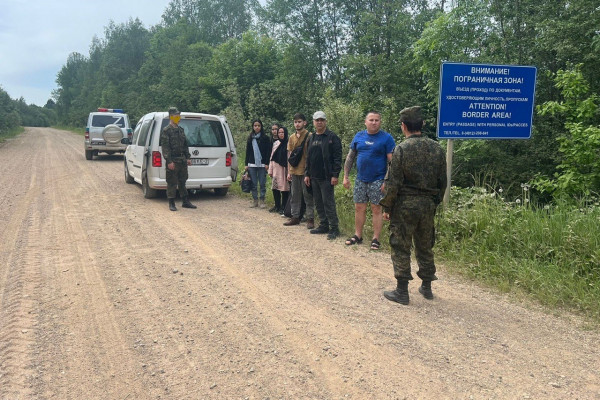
124, 159, 134, 184
85, 150, 93, 160
142, 174, 157, 198
214, 187, 229, 196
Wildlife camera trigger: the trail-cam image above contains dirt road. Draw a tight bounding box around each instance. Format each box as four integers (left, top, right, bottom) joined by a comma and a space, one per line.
1, 127, 599, 399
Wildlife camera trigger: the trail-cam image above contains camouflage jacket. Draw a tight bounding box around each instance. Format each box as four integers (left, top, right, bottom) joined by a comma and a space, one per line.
380, 134, 447, 212
160, 124, 190, 164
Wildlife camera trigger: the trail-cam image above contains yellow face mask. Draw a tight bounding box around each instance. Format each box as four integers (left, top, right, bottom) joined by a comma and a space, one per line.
170, 115, 181, 124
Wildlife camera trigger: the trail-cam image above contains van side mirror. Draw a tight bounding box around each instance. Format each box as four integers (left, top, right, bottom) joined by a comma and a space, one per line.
121, 137, 132, 145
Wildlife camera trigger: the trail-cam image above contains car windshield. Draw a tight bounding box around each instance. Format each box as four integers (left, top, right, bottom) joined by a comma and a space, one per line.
92, 115, 126, 128
162, 118, 226, 147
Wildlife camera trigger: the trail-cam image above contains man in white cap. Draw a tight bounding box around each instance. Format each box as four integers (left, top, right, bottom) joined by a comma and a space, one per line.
304, 111, 343, 240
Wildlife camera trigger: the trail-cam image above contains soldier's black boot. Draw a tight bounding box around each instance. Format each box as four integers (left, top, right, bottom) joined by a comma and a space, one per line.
169, 199, 177, 211
418, 280, 434, 300
384, 280, 409, 305
182, 196, 197, 209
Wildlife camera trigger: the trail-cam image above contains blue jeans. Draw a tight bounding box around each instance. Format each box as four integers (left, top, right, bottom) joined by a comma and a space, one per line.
248, 167, 267, 200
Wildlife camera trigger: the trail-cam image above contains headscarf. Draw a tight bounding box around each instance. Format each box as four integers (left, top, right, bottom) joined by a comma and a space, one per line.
271, 127, 288, 167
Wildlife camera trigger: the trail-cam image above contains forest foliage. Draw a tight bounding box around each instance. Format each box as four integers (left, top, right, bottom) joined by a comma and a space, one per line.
3, 0, 599, 200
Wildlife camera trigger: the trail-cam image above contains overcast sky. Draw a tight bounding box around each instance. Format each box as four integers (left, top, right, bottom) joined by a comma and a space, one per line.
0, 0, 174, 106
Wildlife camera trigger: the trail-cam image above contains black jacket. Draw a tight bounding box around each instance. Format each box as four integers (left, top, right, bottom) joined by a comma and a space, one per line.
245, 133, 272, 166
304, 129, 342, 179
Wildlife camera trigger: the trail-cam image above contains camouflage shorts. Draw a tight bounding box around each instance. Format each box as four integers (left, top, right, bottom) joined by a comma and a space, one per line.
353, 179, 385, 204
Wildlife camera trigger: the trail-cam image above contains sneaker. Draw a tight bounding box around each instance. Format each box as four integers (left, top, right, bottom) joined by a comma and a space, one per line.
268, 206, 279, 213
327, 229, 340, 240
310, 225, 329, 234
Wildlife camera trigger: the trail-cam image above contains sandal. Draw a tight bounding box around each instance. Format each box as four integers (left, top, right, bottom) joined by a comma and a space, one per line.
370, 238, 381, 250
345, 235, 363, 246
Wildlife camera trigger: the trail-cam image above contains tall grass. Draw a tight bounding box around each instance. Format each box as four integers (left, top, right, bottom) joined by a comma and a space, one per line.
0, 126, 24, 142
437, 186, 600, 320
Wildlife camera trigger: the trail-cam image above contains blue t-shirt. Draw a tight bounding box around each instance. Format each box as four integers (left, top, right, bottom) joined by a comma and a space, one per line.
350, 130, 396, 182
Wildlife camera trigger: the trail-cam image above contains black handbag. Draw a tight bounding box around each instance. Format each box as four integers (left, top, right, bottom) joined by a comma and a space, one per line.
288, 135, 308, 167
240, 171, 252, 193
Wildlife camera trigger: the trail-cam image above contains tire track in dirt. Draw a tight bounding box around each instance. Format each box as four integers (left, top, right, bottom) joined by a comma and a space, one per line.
149, 203, 487, 399
0, 132, 46, 400
77, 198, 330, 398
27, 128, 149, 399
150, 209, 409, 398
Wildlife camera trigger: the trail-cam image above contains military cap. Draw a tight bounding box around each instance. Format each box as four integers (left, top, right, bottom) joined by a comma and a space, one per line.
168, 107, 180, 116
398, 106, 422, 124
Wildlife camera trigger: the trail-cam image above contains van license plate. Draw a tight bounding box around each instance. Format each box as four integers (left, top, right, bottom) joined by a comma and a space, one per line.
191, 158, 208, 165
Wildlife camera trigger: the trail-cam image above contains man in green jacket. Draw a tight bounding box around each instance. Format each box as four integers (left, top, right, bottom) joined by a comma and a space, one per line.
160, 107, 196, 211
380, 106, 447, 305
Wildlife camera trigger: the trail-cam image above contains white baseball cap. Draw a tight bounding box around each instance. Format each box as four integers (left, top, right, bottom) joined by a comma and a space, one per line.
313, 111, 327, 120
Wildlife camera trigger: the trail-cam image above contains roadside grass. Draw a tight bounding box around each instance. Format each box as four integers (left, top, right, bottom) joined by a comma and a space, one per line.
0, 126, 25, 142
437, 187, 600, 322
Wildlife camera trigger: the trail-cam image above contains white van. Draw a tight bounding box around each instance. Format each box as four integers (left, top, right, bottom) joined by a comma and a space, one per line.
122, 111, 238, 198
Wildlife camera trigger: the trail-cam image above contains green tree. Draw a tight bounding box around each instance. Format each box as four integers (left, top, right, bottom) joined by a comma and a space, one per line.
340, 0, 437, 128
262, 0, 348, 87
0, 87, 21, 134
535, 66, 600, 197
208, 31, 278, 116
54, 52, 88, 126
162, 0, 258, 45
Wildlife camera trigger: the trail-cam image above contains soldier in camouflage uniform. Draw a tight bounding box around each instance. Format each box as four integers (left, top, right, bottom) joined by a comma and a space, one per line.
380, 106, 447, 305
160, 107, 197, 211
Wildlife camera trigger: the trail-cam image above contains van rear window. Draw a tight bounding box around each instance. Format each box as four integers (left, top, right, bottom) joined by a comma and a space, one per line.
92, 115, 126, 128
161, 119, 226, 147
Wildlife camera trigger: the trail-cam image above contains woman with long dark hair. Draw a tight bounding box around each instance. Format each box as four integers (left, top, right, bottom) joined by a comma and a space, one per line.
268, 126, 290, 214
245, 119, 272, 208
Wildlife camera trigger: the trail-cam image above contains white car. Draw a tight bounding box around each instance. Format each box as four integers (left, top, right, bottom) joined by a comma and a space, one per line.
122, 111, 238, 198
85, 108, 132, 160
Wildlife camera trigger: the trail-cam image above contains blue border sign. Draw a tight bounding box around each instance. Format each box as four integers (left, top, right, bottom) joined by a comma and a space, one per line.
437, 62, 537, 139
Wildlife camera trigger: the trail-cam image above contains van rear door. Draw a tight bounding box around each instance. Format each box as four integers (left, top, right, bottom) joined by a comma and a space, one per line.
180, 117, 231, 180
220, 117, 238, 182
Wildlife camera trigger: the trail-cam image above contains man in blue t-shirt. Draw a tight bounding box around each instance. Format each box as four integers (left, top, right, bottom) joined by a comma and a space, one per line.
343, 111, 395, 250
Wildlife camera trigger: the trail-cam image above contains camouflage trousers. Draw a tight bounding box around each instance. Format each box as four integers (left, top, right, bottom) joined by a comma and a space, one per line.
166, 161, 188, 199
389, 196, 438, 281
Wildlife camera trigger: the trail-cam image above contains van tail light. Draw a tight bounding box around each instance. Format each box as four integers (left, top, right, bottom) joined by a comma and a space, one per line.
152, 151, 162, 167
127, 128, 132, 138
85, 127, 89, 140
226, 152, 232, 167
